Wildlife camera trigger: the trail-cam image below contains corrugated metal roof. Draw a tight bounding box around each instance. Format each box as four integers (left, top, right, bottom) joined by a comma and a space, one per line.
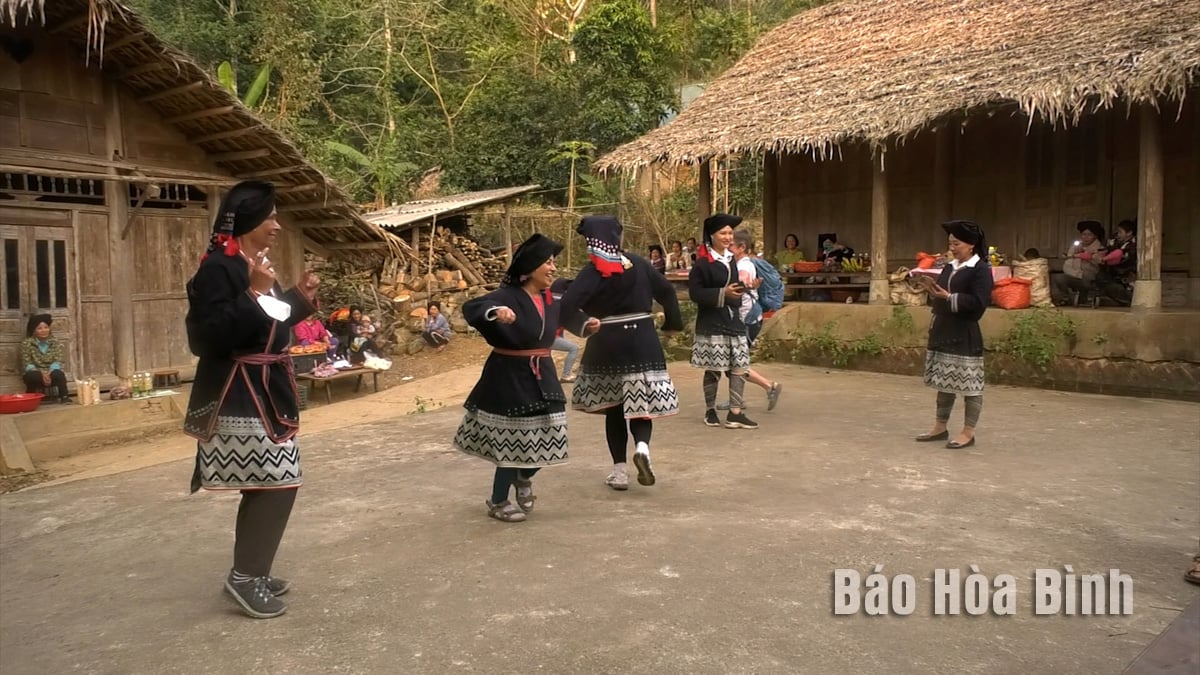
363, 185, 540, 231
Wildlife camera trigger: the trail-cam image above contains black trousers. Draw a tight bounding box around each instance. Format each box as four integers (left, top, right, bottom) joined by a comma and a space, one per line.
233, 488, 298, 578
23, 369, 67, 396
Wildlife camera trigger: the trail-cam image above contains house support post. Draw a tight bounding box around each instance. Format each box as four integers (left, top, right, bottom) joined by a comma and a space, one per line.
104, 84, 134, 384
762, 152, 779, 259
697, 159, 713, 227
1132, 104, 1163, 309
869, 151, 889, 304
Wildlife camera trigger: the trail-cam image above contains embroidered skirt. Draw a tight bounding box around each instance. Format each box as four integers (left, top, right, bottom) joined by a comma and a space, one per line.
192, 416, 303, 491
923, 350, 986, 396
691, 333, 751, 373
454, 408, 569, 468
572, 369, 679, 419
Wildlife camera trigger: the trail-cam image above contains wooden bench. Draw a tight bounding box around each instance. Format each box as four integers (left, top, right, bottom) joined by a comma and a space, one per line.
785, 283, 870, 290
295, 367, 381, 405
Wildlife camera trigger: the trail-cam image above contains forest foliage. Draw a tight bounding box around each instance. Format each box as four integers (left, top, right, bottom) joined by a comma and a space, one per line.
131, 0, 826, 222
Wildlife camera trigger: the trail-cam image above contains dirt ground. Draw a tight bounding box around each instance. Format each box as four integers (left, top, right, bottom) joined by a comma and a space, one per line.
1, 362, 1198, 674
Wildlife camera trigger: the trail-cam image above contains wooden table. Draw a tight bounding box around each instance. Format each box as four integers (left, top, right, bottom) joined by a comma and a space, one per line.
783, 272, 871, 291
295, 366, 380, 405
909, 266, 1012, 282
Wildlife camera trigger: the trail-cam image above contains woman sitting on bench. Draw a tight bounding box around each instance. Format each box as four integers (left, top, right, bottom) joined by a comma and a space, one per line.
21, 313, 70, 403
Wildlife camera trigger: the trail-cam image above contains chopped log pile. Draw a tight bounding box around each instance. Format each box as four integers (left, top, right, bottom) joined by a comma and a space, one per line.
313, 227, 509, 356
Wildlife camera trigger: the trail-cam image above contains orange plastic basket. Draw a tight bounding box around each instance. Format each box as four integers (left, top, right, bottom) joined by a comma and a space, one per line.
991, 277, 1032, 309
792, 261, 824, 273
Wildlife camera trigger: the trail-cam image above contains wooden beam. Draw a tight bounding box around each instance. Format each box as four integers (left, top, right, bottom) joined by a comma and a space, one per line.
119, 61, 169, 78
296, 220, 353, 230
1132, 104, 1164, 309
277, 201, 333, 213
104, 32, 148, 52
324, 242, 389, 251
762, 152, 779, 258
139, 81, 206, 103
104, 83, 135, 384
208, 148, 272, 163
277, 182, 322, 194
0, 164, 234, 187
697, 159, 713, 226
49, 14, 90, 34
869, 149, 890, 305
192, 126, 261, 145
164, 106, 236, 125
301, 234, 332, 259
236, 164, 308, 179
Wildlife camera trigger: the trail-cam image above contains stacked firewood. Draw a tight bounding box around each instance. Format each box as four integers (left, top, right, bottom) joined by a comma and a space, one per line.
312, 227, 508, 356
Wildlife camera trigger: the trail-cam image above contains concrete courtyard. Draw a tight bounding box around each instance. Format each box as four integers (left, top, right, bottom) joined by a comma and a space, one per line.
1, 364, 1198, 674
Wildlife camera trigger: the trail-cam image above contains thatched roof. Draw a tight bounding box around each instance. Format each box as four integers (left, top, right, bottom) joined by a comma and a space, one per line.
1, 0, 404, 258
599, 0, 1200, 170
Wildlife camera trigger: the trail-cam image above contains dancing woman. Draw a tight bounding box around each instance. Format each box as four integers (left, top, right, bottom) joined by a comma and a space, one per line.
560, 216, 683, 490
453, 234, 593, 521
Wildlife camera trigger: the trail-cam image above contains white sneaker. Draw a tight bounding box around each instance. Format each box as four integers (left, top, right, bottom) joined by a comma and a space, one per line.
605, 464, 629, 491
633, 442, 655, 486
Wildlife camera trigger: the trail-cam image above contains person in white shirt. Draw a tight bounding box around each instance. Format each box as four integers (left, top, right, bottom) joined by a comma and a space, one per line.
718, 229, 782, 411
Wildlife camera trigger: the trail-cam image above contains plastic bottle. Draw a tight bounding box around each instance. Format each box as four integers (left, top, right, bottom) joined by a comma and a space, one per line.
988, 246, 999, 266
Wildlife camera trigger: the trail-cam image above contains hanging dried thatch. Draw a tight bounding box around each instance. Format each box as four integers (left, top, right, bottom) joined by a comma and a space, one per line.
1, 0, 408, 260
598, 0, 1200, 170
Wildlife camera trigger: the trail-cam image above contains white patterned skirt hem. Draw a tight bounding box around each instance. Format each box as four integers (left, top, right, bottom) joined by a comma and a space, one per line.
923, 350, 986, 396
195, 416, 302, 490
571, 370, 679, 418
690, 333, 751, 372
453, 409, 569, 467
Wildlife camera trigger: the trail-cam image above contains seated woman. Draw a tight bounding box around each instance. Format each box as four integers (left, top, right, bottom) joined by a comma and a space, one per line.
665, 240, 690, 272
347, 305, 383, 364
817, 235, 855, 264
1052, 220, 1106, 305
422, 301, 452, 351
293, 313, 337, 359
648, 245, 667, 274
21, 314, 69, 403
1096, 220, 1137, 306
772, 233, 806, 268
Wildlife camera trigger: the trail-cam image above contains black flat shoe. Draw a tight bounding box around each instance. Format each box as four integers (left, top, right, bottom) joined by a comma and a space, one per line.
915, 430, 949, 442
946, 437, 976, 449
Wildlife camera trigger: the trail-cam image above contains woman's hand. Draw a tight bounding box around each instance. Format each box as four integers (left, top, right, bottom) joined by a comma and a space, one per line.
493, 307, 516, 324
248, 249, 276, 294
583, 317, 601, 336
298, 270, 320, 302
928, 283, 951, 300
724, 284, 744, 300
41, 370, 51, 386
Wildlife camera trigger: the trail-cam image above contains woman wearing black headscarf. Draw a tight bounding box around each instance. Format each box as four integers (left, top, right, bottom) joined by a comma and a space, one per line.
914, 220, 994, 449
454, 233, 593, 523
20, 313, 69, 402
183, 180, 320, 619
689, 213, 757, 430
560, 215, 682, 491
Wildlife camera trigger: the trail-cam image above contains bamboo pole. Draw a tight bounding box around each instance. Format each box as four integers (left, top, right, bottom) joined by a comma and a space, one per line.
503, 202, 513, 267
869, 150, 890, 305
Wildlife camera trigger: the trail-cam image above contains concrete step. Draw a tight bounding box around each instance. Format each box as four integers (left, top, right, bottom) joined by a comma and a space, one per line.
7, 393, 185, 464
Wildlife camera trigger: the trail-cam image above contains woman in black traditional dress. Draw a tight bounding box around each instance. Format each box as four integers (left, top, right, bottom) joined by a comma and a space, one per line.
183, 181, 320, 619
560, 216, 683, 490
914, 220, 994, 449
689, 213, 757, 430
454, 234, 594, 522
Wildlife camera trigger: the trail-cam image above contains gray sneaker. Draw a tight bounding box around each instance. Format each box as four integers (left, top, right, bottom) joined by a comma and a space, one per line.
767, 383, 782, 411
265, 576, 291, 596
225, 575, 287, 619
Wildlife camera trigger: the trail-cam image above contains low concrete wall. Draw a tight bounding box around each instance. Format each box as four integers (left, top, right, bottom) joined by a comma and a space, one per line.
757, 303, 1200, 401
9, 394, 184, 463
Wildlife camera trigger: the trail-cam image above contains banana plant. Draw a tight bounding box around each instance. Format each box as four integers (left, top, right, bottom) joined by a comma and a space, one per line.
216, 61, 272, 110
547, 140, 596, 211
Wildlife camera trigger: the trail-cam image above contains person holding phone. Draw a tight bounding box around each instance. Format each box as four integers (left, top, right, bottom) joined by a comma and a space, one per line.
914, 220, 994, 449
689, 213, 757, 430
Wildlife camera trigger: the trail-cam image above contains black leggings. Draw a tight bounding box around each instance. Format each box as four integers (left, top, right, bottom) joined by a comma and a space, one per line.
491, 467, 540, 504
233, 488, 298, 578
604, 405, 652, 464
23, 369, 67, 396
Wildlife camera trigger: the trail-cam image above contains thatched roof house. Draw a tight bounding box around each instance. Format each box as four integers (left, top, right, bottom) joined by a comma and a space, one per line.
599, 0, 1200, 169
1, 0, 402, 258
600, 0, 1199, 311
0, 0, 404, 393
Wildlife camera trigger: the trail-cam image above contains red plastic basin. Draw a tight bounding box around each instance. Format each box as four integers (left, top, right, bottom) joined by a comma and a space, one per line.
0, 393, 44, 414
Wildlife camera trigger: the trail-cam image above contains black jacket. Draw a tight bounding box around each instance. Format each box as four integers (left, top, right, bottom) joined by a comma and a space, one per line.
688, 254, 745, 338
928, 260, 994, 357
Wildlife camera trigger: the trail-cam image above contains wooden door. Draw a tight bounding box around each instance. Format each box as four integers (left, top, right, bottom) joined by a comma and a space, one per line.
0, 217, 77, 394
1019, 116, 1109, 259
